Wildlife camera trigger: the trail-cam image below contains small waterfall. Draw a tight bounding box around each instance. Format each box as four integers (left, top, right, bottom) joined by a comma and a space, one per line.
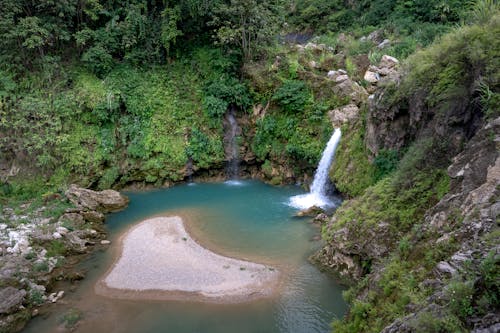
224, 107, 240, 181
289, 128, 342, 209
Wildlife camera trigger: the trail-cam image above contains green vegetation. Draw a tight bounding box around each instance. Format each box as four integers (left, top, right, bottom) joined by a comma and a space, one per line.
0, 1, 498, 332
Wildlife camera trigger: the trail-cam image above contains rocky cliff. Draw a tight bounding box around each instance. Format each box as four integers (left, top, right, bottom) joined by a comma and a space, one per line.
316, 15, 499, 333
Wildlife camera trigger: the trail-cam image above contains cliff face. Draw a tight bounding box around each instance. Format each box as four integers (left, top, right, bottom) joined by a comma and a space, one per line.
317, 15, 499, 333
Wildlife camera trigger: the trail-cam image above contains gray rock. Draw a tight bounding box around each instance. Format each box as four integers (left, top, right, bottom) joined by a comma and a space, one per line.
328, 104, 360, 127
65, 185, 129, 213
377, 39, 391, 49
379, 55, 399, 69
335, 74, 349, 83
368, 30, 384, 43
79, 210, 105, 223
436, 261, 457, 276
65, 232, 87, 253
58, 213, 85, 226
295, 206, 324, 217
364, 70, 380, 84
0, 287, 26, 314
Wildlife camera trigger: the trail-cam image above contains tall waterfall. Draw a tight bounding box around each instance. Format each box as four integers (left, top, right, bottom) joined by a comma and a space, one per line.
224, 107, 241, 183
289, 128, 342, 209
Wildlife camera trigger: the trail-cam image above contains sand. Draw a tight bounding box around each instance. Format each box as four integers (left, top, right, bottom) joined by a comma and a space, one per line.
96, 216, 280, 302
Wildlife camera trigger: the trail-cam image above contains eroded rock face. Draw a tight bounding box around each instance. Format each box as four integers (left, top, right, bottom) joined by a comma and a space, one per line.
328, 104, 359, 128
65, 185, 129, 213
0, 287, 26, 314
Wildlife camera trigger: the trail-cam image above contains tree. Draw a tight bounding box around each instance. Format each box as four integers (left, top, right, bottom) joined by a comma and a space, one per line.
210, 0, 284, 60
161, 5, 182, 58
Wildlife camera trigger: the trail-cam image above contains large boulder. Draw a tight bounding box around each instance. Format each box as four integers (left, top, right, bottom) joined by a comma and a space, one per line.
333, 78, 368, 106
0, 287, 26, 314
65, 185, 129, 213
328, 104, 360, 127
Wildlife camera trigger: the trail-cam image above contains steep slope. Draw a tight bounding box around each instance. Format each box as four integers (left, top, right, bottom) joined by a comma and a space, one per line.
316, 13, 499, 332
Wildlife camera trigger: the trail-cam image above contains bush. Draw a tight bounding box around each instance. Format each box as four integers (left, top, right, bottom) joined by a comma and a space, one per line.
81, 46, 114, 77
202, 95, 228, 128
373, 149, 399, 181
447, 280, 475, 320
272, 80, 311, 113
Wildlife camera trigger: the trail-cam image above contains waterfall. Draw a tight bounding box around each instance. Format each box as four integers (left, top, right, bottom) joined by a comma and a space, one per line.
289, 128, 342, 209
224, 107, 240, 182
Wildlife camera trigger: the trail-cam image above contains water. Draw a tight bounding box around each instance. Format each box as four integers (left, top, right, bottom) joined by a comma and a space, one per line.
225, 107, 240, 179
24, 181, 347, 333
290, 129, 342, 209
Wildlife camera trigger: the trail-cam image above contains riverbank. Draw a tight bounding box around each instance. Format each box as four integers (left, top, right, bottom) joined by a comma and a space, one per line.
96, 216, 280, 303
0, 186, 129, 332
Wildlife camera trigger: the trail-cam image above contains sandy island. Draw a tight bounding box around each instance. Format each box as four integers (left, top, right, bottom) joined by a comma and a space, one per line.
96, 216, 280, 302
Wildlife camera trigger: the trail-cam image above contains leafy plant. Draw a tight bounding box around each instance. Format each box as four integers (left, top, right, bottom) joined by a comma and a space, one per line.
272, 80, 311, 113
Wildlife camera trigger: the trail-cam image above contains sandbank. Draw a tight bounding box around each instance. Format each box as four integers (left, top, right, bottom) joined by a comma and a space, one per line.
96, 216, 280, 302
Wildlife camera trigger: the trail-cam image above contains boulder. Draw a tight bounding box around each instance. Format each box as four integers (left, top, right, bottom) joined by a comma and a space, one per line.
368, 29, 384, 44
65, 185, 129, 213
313, 213, 329, 224
377, 39, 391, 49
58, 213, 85, 226
79, 210, 105, 224
333, 79, 368, 106
335, 74, 349, 83
327, 69, 347, 80
295, 205, 324, 217
0, 287, 26, 314
379, 55, 399, 69
328, 104, 360, 127
364, 70, 380, 84
65, 232, 87, 253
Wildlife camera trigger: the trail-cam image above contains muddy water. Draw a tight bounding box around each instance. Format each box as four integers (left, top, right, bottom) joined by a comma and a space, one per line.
24, 181, 347, 333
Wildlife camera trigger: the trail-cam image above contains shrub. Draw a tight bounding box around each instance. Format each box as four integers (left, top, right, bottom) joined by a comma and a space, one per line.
202, 95, 228, 128
272, 80, 311, 113
81, 46, 114, 77
373, 149, 399, 181
447, 280, 475, 320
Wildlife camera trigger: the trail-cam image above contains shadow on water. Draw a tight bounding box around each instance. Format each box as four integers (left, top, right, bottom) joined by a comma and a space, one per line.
24, 181, 347, 333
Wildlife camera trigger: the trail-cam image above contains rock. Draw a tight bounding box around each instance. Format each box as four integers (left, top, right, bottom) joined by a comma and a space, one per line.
65, 232, 87, 253
52, 232, 62, 239
364, 70, 380, 84
335, 74, 349, 83
295, 206, 324, 217
308, 60, 317, 69
471, 313, 500, 333
328, 104, 360, 127
313, 213, 329, 224
338, 33, 348, 43
58, 213, 85, 226
0, 287, 26, 314
368, 29, 384, 44
327, 69, 347, 80
100, 240, 111, 245
333, 79, 368, 106
79, 210, 105, 223
379, 55, 399, 69
47, 290, 64, 303
65, 185, 129, 213
56, 226, 69, 235
436, 261, 457, 277
377, 39, 391, 49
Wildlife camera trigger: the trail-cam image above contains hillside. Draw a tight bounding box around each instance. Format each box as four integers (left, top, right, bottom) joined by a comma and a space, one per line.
0, 1, 499, 332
